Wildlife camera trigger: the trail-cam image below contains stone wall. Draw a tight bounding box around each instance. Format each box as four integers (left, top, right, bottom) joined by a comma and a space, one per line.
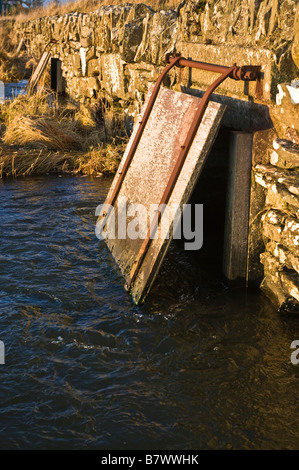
17, 0, 299, 311
18, 1, 298, 109
252, 80, 299, 311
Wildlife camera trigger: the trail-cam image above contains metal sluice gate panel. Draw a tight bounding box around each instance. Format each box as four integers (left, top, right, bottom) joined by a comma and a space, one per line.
97, 55, 261, 304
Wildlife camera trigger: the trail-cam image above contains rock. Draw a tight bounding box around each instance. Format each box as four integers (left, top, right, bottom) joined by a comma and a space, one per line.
269, 138, 299, 169
178, 0, 206, 43
86, 46, 98, 62
120, 23, 144, 63
280, 270, 299, 302
81, 26, 93, 38
265, 183, 299, 218
135, 10, 177, 64
252, 128, 277, 165
72, 53, 81, 71
269, 83, 299, 144
80, 37, 92, 48
255, 164, 299, 193
87, 58, 100, 77
260, 267, 299, 312
100, 53, 126, 99
266, 240, 299, 273
262, 210, 299, 256
291, 3, 299, 68
178, 0, 297, 50
95, 4, 131, 53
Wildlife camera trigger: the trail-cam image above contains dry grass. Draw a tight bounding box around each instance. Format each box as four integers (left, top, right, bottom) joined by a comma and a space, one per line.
0, 49, 32, 82
9, 0, 180, 23
0, 88, 127, 177
0, 143, 124, 178
3, 115, 84, 150
0, 19, 33, 82
1, 90, 103, 149
0, 20, 17, 53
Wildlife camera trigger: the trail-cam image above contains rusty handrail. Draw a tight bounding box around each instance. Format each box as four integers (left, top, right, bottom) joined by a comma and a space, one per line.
169, 56, 260, 81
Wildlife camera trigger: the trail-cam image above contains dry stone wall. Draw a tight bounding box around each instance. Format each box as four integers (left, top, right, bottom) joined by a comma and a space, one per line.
252, 81, 299, 311
18, 0, 299, 311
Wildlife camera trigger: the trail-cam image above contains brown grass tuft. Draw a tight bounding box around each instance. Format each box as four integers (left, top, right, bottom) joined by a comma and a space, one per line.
3, 116, 84, 150
0, 18, 33, 82
0, 88, 127, 177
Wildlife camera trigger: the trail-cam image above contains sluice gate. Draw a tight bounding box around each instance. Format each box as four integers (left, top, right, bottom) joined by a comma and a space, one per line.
97, 55, 261, 304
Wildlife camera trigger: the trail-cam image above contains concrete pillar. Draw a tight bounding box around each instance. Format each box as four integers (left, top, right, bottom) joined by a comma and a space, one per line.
51, 58, 63, 94
223, 131, 253, 285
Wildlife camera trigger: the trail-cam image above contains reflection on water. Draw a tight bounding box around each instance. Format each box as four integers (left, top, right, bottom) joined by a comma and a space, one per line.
0, 176, 298, 450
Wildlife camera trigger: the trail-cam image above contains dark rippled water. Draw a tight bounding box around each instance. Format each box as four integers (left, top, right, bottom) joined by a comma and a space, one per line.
0, 175, 298, 450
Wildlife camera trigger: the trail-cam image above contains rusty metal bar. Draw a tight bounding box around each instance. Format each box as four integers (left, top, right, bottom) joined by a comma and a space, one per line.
173, 57, 260, 81
125, 64, 237, 291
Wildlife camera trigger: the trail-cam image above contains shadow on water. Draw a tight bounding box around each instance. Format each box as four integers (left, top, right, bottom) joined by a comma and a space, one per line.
0, 175, 298, 450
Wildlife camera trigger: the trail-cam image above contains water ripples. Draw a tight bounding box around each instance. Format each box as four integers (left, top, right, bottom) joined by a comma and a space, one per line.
0, 175, 298, 449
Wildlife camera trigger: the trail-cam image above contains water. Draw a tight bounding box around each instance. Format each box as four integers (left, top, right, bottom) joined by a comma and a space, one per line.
0, 175, 298, 450
3, 80, 27, 101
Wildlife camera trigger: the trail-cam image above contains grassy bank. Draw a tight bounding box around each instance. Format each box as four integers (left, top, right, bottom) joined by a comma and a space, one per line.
0, 50, 33, 82
0, 90, 127, 177
0, 19, 34, 82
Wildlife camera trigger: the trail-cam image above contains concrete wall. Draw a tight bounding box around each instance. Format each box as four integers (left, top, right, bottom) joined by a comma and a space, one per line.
18, 0, 299, 311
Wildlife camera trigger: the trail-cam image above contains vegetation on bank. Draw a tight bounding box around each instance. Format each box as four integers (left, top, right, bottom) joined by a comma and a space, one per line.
0, 19, 35, 82
1, 0, 180, 22
0, 0, 176, 177
0, 89, 127, 177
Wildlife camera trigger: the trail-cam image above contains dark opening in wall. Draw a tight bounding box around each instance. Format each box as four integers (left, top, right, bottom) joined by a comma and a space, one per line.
50, 58, 64, 94
175, 124, 253, 289
187, 126, 231, 277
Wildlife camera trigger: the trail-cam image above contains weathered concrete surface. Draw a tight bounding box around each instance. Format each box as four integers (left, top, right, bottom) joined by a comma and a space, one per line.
100, 86, 225, 303
180, 86, 272, 132
269, 139, 299, 169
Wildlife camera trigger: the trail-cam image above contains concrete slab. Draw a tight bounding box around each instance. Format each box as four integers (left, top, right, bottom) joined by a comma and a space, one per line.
223, 131, 253, 285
